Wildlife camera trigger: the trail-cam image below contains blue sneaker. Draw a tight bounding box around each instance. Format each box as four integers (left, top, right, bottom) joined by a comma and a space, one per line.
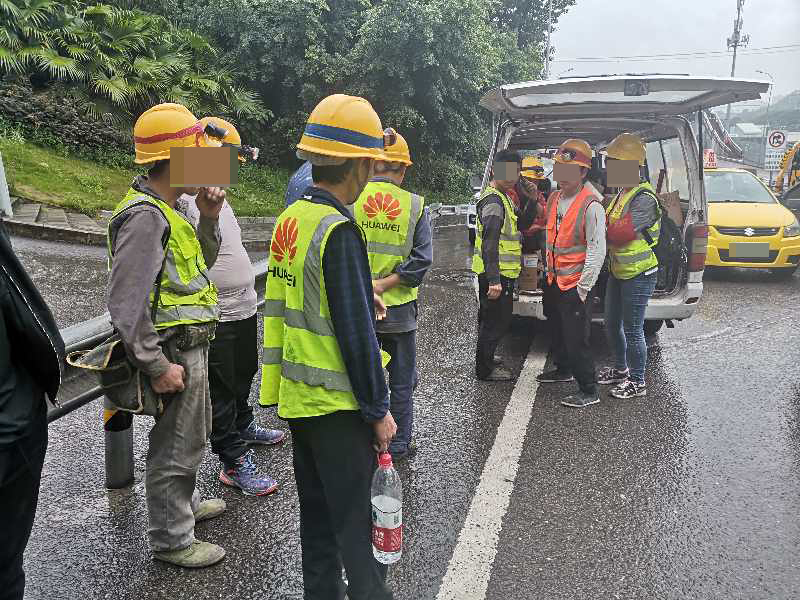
219, 451, 278, 496
240, 420, 286, 445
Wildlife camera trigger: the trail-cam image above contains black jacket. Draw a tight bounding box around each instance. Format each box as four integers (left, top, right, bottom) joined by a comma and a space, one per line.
0, 221, 64, 443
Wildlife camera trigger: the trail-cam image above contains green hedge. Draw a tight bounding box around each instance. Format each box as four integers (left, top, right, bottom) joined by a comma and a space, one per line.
0, 81, 133, 168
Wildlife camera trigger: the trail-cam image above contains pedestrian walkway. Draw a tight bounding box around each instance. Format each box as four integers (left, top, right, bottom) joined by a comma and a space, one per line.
5, 198, 275, 250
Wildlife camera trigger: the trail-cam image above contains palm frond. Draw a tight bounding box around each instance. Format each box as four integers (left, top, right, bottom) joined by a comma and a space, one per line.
17, 0, 58, 28
0, 0, 21, 17
92, 72, 132, 105
0, 44, 26, 73
222, 85, 269, 121
34, 47, 81, 80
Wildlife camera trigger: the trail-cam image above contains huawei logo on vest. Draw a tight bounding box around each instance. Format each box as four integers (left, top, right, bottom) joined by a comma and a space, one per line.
271, 218, 298, 265
362, 192, 402, 232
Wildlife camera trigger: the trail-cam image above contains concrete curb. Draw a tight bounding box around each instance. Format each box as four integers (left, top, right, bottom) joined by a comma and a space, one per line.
4, 217, 107, 246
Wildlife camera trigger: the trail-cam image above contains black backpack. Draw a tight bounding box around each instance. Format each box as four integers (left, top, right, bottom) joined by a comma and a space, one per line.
641, 193, 687, 292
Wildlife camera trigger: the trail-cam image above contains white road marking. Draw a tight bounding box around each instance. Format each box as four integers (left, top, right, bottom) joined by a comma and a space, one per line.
436, 337, 548, 600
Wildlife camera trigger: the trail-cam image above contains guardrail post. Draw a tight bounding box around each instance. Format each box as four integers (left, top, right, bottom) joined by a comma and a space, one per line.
103, 399, 134, 489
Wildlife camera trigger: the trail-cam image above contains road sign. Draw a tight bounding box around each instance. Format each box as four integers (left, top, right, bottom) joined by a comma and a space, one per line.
768, 130, 787, 149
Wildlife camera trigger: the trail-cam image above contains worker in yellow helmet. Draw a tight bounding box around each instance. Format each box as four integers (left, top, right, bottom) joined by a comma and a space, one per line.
352, 129, 432, 462
598, 132, 661, 400
176, 117, 285, 498
106, 103, 228, 567
536, 138, 605, 408
260, 94, 395, 599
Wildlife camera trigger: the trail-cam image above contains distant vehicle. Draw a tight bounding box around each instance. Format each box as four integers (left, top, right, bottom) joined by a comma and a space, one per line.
704, 167, 800, 279
468, 75, 769, 334
774, 142, 800, 195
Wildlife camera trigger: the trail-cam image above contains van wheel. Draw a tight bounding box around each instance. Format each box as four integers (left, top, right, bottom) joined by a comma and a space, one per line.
643, 320, 664, 336
769, 266, 797, 280
468, 228, 476, 245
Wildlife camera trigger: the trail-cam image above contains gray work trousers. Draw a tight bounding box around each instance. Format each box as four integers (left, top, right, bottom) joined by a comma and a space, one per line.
146, 340, 212, 552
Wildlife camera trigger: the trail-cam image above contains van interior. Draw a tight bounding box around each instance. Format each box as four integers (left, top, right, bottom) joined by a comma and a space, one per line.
505, 119, 692, 306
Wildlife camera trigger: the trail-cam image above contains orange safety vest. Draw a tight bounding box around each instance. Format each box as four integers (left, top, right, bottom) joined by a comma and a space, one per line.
545, 184, 600, 291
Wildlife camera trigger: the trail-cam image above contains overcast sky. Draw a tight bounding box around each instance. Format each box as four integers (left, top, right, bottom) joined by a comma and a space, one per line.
551, 0, 800, 108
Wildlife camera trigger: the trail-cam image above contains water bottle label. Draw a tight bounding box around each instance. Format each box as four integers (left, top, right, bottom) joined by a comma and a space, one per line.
372, 504, 402, 553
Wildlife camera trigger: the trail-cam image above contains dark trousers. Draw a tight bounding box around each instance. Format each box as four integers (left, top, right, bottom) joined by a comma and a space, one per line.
475, 274, 515, 379
377, 331, 417, 454
542, 282, 597, 394
0, 403, 47, 600
289, 412, 392, 600
208, 314, 258, 467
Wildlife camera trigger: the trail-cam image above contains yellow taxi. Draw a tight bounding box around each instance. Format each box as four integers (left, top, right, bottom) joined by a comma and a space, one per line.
705, 166, 800, 278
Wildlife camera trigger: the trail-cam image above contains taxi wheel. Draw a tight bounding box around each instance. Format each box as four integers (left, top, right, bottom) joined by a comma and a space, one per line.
643, 320, 664, 336
769, 266, 798, 280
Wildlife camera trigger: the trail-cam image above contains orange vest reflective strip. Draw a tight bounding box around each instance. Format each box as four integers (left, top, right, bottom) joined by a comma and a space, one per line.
545, 185, 600, 291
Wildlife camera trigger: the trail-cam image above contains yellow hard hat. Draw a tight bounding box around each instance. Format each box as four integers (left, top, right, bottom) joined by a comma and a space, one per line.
133, 103, 217, 165
607, 133, 646, 166
520, 156, 545, 179
296, 94, 384, 163
554, 138, 593, 169
380, 128, 412, 165
200, 116, 259, 163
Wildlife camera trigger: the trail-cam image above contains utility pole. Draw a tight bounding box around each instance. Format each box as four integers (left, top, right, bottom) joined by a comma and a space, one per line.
543, 0, 554, 79
756, 69, 774, 171
724, 0, 750, 126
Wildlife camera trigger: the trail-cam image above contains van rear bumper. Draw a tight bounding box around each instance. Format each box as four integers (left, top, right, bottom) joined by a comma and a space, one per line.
509, 280, 703, 322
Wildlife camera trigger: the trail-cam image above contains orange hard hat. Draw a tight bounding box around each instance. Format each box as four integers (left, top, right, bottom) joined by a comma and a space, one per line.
554, 138, 593, 169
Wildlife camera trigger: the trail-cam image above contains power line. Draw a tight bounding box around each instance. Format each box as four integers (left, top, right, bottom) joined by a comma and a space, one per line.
551, 43, 800, 63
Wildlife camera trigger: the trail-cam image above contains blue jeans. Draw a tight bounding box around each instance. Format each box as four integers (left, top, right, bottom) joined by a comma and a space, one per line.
378, 330, 418, 454
604, 270, 657, 384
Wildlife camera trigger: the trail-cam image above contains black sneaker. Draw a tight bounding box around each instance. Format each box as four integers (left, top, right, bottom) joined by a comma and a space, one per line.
610, 380, 646, 399
597, 367, 630, 385
480, 367, 513, 381
536, 369, 575, 383
561, 391, 600, 408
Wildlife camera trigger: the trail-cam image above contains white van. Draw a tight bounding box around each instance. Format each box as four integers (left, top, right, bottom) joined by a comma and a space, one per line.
467, 75, 769, 334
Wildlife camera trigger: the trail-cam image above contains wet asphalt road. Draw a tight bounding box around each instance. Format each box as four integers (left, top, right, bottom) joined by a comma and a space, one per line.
10, 225, 800, 600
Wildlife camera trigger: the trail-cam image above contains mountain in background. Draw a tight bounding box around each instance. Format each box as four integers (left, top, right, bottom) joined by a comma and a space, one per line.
731, 90, 800, 130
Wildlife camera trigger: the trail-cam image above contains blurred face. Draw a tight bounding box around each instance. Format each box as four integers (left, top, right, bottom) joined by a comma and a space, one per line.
554, 162, 585, 194
493, 161, 520, 192
605, 158, 640, 188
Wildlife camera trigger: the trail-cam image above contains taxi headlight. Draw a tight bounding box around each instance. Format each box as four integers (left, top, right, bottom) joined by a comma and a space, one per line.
784, 219, 800, 238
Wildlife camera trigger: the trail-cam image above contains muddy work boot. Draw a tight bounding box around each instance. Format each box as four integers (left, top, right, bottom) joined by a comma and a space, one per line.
154, 540, 226, 568
193, 498, 226, 523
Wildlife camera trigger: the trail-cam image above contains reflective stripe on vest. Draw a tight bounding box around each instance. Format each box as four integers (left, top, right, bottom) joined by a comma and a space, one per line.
259, 200, 360, 417
471, 186, 522, 279
352, 180, 424, 307
606, 182, 661, 280
545, 184, 599, 290
107, 189, 219, 330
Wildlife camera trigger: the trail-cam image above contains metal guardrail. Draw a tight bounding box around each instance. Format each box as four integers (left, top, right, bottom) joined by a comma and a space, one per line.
49, 206, 468, 487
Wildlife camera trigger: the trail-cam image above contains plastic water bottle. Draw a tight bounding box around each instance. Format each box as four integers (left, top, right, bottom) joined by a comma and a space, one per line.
371, 452, 403, 564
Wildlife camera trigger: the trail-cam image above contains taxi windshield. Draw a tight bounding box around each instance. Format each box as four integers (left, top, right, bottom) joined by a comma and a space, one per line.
704, 170, 775, 204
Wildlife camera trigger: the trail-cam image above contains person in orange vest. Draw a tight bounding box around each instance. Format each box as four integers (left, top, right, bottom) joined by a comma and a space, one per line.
536, 139, 606, 408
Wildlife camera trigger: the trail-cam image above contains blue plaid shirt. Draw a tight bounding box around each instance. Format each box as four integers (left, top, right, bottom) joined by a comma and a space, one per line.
302, 187, 389, 422
284, 161, 313, 208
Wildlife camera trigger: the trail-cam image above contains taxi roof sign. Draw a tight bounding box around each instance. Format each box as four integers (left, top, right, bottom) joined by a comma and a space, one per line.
703, 149, 717, 169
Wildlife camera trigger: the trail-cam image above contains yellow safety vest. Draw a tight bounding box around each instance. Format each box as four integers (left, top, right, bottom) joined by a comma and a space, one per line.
472, 186, 521, 279
108, 189, 218, 329
259, 199, 360, 417
606, 182, 661, 280
352, 180, 424, 307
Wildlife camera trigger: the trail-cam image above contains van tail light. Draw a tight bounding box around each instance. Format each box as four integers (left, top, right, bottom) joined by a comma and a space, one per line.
687, 223, 709, 272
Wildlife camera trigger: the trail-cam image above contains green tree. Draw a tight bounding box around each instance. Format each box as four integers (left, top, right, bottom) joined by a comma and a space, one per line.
0, 0, 268, 123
